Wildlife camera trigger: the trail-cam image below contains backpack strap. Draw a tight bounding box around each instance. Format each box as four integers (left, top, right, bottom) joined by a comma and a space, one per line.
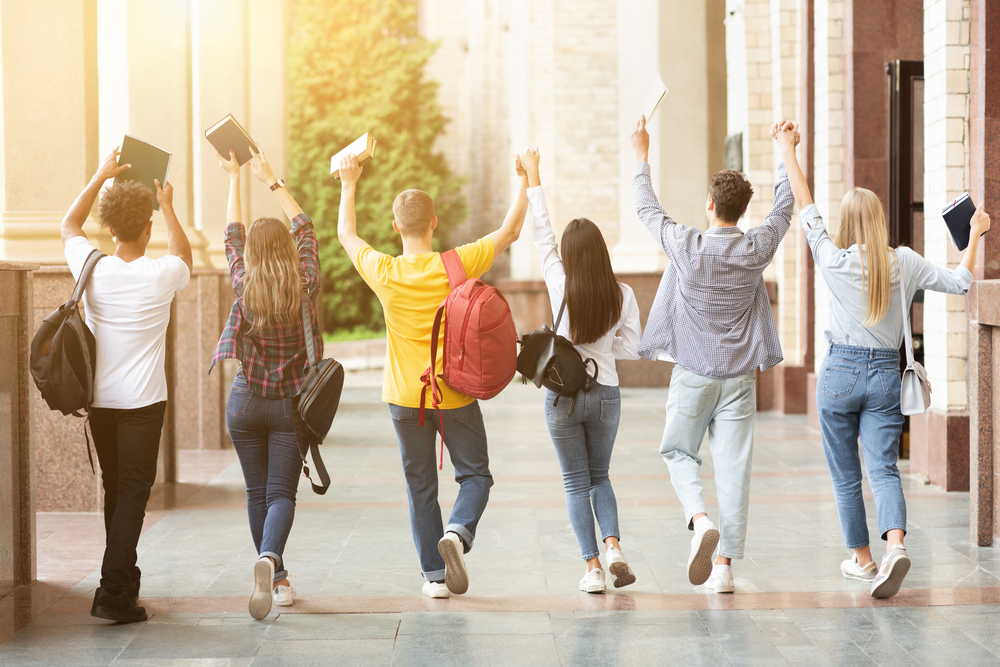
440, 249, 467, 290
71, 248, 106, 305
554, 297, 568, 330
300, 286, 318, 370
420, 299, 448, 470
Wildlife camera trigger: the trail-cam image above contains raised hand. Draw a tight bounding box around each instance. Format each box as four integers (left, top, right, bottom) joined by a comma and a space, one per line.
154, 179, 174, 210
773, 119, 799, 152
248, 143, 278, 185
518, 148, 540, 187
216, 148, 240, 178
631, 115, 650, 163
338, 154, 363, 186
972, 201, 991, 238
95, 146, 131, 183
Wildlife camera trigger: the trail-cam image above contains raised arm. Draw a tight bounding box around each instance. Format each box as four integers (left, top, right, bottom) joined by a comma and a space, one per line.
249, 143, 304, 221
776, 121, 813, 209
154, 179, 193, 272
216, 148, 247, 296
61, 147, 131, 245
487, 157, 529, 255
336, 153, 368, 259
629, 115, 697, 264
520, 148, 565, 291
961, 203, 991, 276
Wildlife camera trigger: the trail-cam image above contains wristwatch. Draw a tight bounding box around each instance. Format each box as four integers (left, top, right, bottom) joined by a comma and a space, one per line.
270, 178, 285, 191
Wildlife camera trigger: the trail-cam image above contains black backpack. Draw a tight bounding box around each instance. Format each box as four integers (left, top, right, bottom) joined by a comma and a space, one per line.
290, 289, 344, 495
29, 248, 105, 471
516, 298, 598, 409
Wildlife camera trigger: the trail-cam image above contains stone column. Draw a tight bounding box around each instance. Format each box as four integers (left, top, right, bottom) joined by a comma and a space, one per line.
911, 0, 973, 490
806, 0, 847, 426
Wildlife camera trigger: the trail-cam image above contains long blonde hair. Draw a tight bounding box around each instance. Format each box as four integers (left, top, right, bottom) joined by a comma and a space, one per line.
243, 217, 302, 332
835, 188, 896, 327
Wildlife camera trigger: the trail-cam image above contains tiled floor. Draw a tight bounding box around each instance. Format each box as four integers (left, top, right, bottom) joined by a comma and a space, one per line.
3, 370, 1000, 665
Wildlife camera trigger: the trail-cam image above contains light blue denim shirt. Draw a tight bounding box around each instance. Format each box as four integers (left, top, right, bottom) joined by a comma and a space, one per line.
800, 204, 973, 350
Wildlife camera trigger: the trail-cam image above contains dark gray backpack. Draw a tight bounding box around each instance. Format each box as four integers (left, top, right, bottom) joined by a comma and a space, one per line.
30, 248, 105, 470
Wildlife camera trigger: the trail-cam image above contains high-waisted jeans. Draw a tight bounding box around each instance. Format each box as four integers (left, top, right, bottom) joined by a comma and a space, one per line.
544, 384, 622, 561
227, 373, 302, 581
816, 345, 906, 549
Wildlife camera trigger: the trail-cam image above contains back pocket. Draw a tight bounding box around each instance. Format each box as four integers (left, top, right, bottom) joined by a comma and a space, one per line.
822, 366, 860, 399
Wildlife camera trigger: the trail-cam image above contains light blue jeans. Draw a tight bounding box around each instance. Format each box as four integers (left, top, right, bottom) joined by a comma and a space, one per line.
816, 345, 906, 549
660, 365, 757, 559
544, 384, 622, 560
227, 372, 301, 582
389, 401, 494, 582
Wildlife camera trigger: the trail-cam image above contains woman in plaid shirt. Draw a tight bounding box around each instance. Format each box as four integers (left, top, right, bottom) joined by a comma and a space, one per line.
211, 145, 322, 620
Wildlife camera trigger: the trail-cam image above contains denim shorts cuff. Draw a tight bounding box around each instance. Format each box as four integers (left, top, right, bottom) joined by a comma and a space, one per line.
446, 523, 474, 553
879, 526, 906, 541
423, 569, 446, 582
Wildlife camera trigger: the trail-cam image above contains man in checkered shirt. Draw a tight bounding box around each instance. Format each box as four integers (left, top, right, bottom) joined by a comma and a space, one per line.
630, 116, 797, 594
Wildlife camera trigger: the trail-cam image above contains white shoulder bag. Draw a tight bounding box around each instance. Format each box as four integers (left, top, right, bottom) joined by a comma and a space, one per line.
899, 273, 931, 415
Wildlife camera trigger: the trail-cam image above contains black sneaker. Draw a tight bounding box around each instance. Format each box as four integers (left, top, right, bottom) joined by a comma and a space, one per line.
91, 587, 148, 624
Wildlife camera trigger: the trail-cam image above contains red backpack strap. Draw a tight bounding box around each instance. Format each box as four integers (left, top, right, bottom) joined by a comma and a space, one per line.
420, 299, 449, 469
440, 249, 468, 290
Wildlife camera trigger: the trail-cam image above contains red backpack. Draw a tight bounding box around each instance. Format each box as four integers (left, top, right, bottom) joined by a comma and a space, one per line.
420, 249, 517, 466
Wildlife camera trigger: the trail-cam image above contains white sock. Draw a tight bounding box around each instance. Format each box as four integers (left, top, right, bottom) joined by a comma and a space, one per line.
693, 516, 713, 532
712, 564, 731, 573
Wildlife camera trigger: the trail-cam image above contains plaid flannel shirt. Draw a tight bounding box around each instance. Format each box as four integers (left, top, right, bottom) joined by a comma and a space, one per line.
210, 213, 323, 399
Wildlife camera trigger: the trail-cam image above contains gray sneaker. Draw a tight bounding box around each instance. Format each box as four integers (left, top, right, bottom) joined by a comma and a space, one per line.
870, 545, 910, 599
840, 554, 877, 581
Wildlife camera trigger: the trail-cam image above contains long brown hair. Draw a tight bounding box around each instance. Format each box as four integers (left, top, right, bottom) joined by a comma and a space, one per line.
562, 218, 623, 345
835, 188, 896, 326
243, 217, 302, 332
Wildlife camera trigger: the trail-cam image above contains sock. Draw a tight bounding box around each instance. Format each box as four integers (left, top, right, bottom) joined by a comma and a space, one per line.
712, 564, 731, 573
693, 516, 713, 532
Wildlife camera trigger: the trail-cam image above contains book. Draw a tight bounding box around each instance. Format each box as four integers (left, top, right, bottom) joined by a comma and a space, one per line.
115, 135, 171, 211
330, 133, 378, 179
204, 114, 257, 166
942, 192, 981, 250
642, 75, 669, 122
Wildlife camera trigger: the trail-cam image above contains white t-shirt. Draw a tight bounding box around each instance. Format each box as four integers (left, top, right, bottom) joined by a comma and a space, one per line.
65, 236, 190, 409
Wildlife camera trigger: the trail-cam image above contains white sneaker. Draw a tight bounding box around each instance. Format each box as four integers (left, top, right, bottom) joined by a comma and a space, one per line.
687, 520, 720, 586
249, 557, 274, 620
704, 567, 734, 593
871, 545, 910, 599
579, 568, 606, 594
273, 582, 296, 607
606, 545, 636, 588
840, 554, 877, 582
422, 581, 450, 599
437, 532, 469, 595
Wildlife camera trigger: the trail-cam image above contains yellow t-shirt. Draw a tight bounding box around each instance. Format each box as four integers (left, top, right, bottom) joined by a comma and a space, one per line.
353, 238, 496, 408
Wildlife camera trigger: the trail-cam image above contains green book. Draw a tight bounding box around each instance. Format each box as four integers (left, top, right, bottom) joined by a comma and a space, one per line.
204, 114, 256, 166
115, 134, 172, 211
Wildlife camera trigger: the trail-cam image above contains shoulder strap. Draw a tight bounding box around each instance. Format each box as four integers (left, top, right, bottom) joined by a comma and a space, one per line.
440, 249, 468, 290
899, 267, 916, 367
554, 297, 568, 330
300, 288, 318, 369
71, 249, 106, 304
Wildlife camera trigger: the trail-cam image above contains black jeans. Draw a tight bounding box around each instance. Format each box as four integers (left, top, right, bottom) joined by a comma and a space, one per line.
90, 401, 166, 597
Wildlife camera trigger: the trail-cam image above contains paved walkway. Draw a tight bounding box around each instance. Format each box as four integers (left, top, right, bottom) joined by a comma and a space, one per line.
3, 371, 1000, 665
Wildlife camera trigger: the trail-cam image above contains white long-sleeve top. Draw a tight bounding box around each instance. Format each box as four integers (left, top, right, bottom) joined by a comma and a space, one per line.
800, 204, 973, 349
527, 185, 642, 387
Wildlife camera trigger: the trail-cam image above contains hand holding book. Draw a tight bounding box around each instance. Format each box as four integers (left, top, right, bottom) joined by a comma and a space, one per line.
249, 144, 278, 185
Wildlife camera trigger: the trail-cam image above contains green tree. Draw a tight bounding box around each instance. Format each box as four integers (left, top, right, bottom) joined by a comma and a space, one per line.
288, 0, 465, 333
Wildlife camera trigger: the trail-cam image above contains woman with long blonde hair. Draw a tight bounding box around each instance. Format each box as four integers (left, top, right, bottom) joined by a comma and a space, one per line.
776, 121, 990, 599
210, 145, 322, 620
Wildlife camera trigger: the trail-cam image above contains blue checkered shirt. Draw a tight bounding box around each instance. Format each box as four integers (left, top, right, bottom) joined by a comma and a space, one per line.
633, 162, 794, 379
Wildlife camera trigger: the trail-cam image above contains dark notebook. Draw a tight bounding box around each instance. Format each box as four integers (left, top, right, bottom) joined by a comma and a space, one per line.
204, 114, 256, 166
115, 135, 171, 211
942, 192, 980, 251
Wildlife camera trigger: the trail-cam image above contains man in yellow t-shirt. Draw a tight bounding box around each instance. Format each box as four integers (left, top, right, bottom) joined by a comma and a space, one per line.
336, 153, 528, 599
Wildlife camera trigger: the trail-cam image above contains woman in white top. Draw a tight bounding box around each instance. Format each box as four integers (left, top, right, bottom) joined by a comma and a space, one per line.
519, 148, 643, 594
777, 120, 991, 599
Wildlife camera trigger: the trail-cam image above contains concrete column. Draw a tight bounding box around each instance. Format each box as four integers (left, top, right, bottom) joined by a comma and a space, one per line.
0, 0, 100, 264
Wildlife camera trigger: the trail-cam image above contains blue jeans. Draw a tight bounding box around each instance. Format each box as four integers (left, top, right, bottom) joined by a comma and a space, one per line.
389, 401, 494, 581
544, 384, 622, 560
817, 345, 906, 549
227, 373, 302, 581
